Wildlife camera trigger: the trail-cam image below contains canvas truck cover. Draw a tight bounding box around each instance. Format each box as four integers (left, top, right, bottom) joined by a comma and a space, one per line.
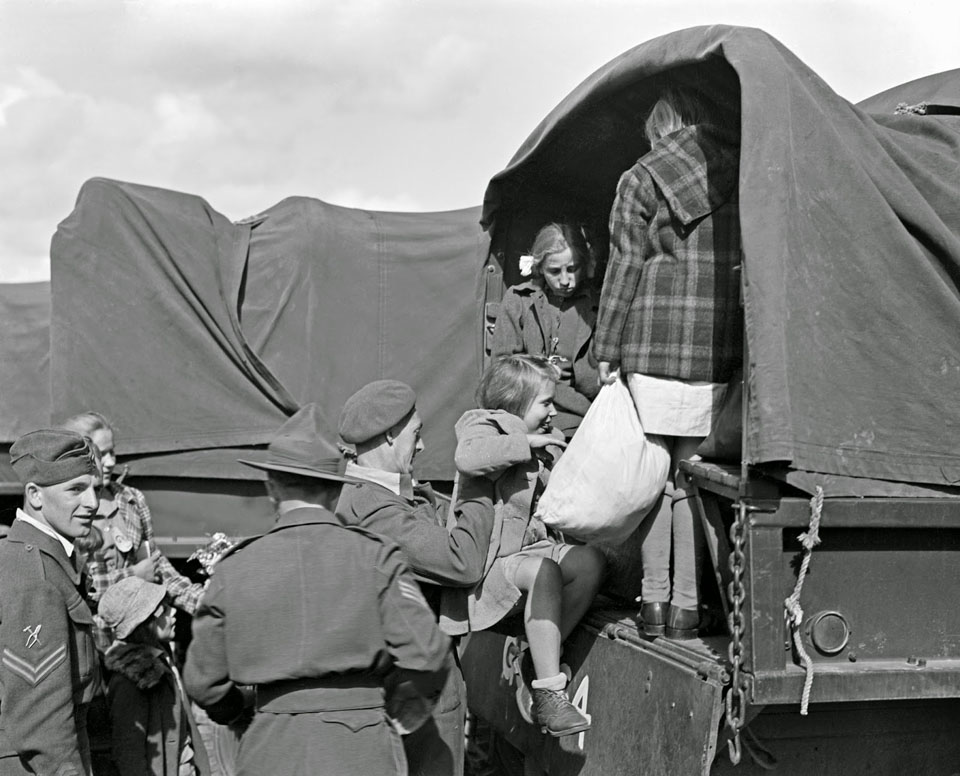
50, 179, 489, 480
0, 282, 50, 492
0, 282, 50, 443
481, 25, 960, 488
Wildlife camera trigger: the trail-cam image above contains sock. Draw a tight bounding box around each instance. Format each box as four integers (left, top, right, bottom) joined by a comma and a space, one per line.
531, 673, 567, 691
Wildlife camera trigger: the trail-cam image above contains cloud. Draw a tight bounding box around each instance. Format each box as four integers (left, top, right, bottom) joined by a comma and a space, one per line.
1, 0, 958, 285
323, 186, 424, 213
151, 92, 224, 145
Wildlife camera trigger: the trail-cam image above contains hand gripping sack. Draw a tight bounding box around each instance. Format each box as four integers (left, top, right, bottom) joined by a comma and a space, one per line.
535, 379, 670, 544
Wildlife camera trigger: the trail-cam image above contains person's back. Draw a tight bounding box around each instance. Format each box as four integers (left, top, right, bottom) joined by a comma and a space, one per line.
187, 507, 449, 775
210, 509, 442, 684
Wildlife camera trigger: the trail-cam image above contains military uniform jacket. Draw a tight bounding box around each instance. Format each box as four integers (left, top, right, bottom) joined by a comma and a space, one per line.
336, 475, 496, 613
0, 519, 99, 776
183, 506, 450, 721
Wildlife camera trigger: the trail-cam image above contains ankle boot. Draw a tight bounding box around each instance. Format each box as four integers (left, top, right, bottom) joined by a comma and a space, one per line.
637, 601, 668, 637
665, 604, 700, 640
532, 688, 591, 737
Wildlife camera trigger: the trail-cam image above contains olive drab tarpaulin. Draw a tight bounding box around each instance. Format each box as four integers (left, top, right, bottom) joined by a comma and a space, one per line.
50, 179, 488, 480
481, 25, 960, 487
0, 282, 50, 443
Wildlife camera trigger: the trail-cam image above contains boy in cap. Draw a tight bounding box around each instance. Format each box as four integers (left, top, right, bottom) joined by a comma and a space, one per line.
184, 404, 450, 776
336, 379, 496, 776
99, 577, 209, 776
0, 429, 102, 776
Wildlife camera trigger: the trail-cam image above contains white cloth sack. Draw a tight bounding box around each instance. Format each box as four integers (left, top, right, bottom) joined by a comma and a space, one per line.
536, 378, 670, 544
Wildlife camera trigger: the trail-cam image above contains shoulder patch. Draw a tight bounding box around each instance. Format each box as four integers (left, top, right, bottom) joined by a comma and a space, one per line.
2, 644, 66, 686
396, 578, 431, 610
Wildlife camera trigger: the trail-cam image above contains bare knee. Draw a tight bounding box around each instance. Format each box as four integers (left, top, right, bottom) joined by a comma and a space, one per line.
561, 546, 606, 587
516, 556, 563, 592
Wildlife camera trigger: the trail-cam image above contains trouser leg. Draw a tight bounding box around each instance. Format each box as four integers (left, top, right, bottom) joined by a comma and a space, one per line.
404, 656, 465, 776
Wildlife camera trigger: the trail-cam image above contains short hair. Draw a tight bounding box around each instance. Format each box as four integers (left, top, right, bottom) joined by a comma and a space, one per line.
528, 223, 593, 278
61, 411, 114, 437
477, 355, 560, 418
266, 469, 341, 494
644, 86, 707, 144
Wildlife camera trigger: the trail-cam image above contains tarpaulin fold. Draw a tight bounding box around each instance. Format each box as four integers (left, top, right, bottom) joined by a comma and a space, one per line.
482, 25, 960, 487
239, 196, 489, 479
0, 282, 50, 442
50, 179, 488, 480
51, 179, 297, 452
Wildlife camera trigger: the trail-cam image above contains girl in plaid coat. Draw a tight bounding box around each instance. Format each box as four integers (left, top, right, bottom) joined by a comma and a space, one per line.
594, 86, 743, 640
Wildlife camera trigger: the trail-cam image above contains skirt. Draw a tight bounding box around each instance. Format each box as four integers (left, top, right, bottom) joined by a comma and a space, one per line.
626, 372, 727, 437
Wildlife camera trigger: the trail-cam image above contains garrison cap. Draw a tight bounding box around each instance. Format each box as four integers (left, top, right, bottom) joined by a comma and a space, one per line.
99, 577, 168, 640
338, 380, 417, 445
9, 429, 100, 486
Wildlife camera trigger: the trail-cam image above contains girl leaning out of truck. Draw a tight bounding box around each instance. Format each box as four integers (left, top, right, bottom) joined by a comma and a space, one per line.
491, 223, 600, 439
451, 354, 606, 738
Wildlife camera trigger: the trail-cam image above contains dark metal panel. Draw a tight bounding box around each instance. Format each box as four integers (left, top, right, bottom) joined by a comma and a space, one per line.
753, 661, 960, 703
463, 618, 725, 775
746, 524, 784, 676
749, 497, 960, 528
711, 700, 960, 775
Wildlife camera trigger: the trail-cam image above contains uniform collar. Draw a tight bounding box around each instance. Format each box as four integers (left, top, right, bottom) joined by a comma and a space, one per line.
15, 508, 75, 557
272, 506, 342, 531
344, 462, 415, 499
10, 511, 81, 584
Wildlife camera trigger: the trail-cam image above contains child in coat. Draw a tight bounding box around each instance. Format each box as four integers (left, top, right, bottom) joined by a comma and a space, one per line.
99, 577, 209, 776
491, 224, 600, 438
453, 354, 606, 737
595, 86, 742, 639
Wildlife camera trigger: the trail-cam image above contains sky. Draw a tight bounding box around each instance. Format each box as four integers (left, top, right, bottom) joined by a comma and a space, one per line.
0, 0, 957, 282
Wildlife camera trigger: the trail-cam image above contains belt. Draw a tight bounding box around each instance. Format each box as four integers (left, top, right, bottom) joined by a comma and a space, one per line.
255, 675, 385, 713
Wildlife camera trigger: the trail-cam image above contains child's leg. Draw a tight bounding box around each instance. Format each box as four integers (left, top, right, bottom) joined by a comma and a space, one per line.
512, 556, 563, 680
637, 488, 672, 605
557, 545, 606, 642
512, 554, 595, 737
670, 436, 706, 612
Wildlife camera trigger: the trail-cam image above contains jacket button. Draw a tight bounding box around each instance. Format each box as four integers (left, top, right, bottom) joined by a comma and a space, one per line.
25, 544, 33, 551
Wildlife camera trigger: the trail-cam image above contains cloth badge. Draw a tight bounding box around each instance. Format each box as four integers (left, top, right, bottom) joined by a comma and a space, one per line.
2, 644, 66, 686
114, 533, 133, 554
397, 578, 430, 610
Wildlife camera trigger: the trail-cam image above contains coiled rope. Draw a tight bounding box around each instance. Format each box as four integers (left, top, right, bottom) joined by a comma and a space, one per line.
783, 485, 823, 715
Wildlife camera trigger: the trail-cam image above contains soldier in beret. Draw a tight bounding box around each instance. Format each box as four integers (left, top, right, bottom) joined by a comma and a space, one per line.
336, 380, 496, 776
184, 404, 450, 776
0, 429, 102, 776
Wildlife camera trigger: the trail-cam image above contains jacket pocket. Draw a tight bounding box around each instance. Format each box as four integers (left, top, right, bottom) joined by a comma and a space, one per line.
318, 708, 385, 733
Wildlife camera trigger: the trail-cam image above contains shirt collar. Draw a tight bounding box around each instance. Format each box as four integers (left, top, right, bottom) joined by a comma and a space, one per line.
15, 508, 75, 557
344, 462, 415, 499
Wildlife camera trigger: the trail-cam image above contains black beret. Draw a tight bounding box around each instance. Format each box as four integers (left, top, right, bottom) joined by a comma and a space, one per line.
10, 429, 100, 486
338, 380, 417, 445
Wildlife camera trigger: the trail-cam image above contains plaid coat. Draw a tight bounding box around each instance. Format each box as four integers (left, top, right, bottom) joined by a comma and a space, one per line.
594, 123, 743, 382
